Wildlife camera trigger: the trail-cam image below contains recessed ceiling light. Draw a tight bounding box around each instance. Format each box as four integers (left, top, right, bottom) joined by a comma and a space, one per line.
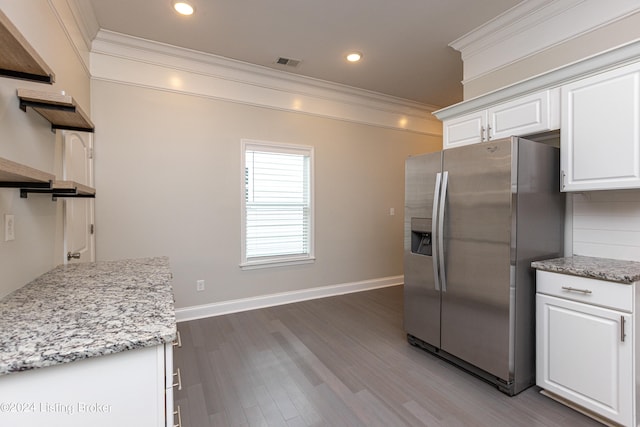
346, 52, 362, 63
174, 2, 194, 15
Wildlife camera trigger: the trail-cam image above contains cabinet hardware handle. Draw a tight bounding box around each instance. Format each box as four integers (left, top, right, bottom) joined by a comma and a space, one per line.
480, 126, 485, 142
173, 405, 182, 427
172, 368, 182, 391
561, 170, 566, 190
487, 125, 492, 141
621, 316, 626, 342
561, 286, 592, 294
173, 330, 182, 348
67, 251, 81, 261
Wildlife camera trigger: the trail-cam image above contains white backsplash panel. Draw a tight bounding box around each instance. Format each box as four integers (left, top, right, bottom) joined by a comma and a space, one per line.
573, 190, 640, 261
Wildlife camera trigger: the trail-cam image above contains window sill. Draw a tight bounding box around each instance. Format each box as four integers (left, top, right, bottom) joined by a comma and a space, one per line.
240, 256, 316, 270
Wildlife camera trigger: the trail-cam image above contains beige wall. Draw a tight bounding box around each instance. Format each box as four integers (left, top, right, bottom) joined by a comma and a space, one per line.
0, 0, 90, 298
464, 10, 640, 99
92, 80, 439, 308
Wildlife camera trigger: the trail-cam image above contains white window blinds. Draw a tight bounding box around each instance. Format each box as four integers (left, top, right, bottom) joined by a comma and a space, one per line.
242, 140, 314, 268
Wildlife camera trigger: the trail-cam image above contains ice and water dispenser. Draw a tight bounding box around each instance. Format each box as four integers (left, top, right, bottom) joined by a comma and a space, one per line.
410, 217, 432, 256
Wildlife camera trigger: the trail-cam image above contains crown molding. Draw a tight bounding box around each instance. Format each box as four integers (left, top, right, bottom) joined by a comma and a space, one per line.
64, 0, 100, 50
90, 30, 442, 135
450, 0, 640, 84
434, 39, 640, 121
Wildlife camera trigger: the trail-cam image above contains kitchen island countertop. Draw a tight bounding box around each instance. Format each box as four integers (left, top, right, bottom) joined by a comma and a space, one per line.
0, 257, 175, 376
532, 255, 640, 284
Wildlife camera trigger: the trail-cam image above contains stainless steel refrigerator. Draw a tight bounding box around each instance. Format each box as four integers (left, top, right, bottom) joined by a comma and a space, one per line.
404, 136, 564, 396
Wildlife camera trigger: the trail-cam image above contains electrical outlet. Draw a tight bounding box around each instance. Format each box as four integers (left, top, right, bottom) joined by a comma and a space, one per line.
196, 279, 205, 292
4, 214, 15, 241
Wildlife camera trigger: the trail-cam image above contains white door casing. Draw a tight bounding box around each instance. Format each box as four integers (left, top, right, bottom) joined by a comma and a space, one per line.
62, 131, 95, 264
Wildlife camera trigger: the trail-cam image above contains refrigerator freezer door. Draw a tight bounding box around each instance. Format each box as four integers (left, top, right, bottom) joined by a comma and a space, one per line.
404, 151, 442, 347
440, 138, 514, 380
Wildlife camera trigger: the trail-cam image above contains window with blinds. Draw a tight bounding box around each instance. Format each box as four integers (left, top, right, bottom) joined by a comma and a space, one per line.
241, 140, 314, 269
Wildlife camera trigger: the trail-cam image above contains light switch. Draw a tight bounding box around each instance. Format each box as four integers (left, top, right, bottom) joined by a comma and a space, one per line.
4, 214, 15, 241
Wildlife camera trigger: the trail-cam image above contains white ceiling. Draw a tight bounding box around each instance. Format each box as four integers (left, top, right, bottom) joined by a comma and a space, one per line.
86, 0, 523, 108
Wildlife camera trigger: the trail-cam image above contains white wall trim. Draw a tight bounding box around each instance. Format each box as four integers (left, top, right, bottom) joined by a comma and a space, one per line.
66, 0, 100, 47
450, 0, 640, 84
89, 30, 442, 135
175, 275, 403, 322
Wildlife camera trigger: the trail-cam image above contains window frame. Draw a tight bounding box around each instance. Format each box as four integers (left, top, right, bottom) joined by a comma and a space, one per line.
240, 139, 315, 270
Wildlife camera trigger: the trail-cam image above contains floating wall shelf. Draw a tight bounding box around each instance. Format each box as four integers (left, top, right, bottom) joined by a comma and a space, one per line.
0, 156, 54, 189
0, 9, 55, 84
0, 157, 95, 200
17, 89, 95, 133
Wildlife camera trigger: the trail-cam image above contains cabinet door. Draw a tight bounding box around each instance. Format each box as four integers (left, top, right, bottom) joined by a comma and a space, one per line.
0, 346, 166, 427
561, 62, 640, 191
488, 89, 559, 141
442, 110, 486, 149
165, 343, 176, 427
536, 294, 633, 426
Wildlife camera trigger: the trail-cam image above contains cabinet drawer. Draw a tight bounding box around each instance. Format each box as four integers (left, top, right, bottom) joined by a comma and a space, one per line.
536, 270, 633, 312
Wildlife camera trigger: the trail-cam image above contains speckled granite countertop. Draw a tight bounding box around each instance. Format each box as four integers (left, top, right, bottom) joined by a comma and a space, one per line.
532, 256, 640, 284
0, 257, 176, 376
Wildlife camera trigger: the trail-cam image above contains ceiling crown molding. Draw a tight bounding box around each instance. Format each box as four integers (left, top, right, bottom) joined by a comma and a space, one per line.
90, 30, 442, 135
450, 0, 640, 83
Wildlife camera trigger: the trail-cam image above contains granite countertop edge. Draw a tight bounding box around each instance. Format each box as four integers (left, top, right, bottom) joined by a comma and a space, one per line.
0, 256, 176, 376
531, 255, 640, 284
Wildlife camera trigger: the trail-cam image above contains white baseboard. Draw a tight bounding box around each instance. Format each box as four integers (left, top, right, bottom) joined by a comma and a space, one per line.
175, 275, 404, 322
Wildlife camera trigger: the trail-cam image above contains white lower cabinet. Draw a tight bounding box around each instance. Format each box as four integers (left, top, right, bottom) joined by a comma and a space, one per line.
165, 340, 181, 427
0, 344, 174, 427
536, 270, 636, 426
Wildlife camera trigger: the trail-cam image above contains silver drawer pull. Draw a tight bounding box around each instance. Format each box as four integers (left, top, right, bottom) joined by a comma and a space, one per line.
173, 330, 182, 348
621, 316, 626, 343
561, 286, 592, 294
172, 368, 182, 391
173, 405, 182, 427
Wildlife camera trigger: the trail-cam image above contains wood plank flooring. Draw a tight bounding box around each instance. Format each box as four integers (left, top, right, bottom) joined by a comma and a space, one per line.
173, 285, 601, 426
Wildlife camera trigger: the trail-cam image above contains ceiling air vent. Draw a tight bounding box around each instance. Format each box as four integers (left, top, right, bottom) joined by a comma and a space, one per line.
276, 57, 301, 68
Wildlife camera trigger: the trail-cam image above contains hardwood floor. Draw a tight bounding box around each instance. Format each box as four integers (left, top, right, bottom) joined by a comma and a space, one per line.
174, 285, 600, 426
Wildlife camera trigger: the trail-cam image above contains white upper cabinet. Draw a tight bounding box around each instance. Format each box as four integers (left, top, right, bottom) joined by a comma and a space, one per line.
442, 89, 560, 149
442, 110, 486, 149
561, 61, 640, 192
488, 89, 560, 140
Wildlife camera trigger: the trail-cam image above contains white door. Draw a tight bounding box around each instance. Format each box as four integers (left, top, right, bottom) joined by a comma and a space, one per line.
62, 131, 95, 264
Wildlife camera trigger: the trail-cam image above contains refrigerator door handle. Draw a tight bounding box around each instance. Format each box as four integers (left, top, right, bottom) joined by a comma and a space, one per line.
438, 171, 449, 292
432, 172, 442, 291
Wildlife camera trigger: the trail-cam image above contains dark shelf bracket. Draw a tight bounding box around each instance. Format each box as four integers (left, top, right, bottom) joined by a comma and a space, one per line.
0, 68, 53, 84
51, 123, 95, 133
0, 181, 52, 189
19, 187, 95, 201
